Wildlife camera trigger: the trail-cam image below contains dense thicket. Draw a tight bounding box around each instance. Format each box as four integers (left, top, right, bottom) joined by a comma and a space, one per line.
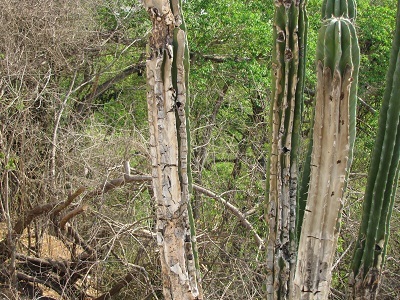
0, 0, 398, 299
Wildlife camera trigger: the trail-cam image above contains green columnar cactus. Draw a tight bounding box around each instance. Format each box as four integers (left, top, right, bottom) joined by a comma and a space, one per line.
293, 0, 360, 297
349, 1, 400, 298
322, 0, 356, 19
266, 0, 307, 298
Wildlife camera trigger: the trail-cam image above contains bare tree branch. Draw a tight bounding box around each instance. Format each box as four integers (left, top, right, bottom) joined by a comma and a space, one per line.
84, 173, 264, 248
76, 62, 146, 115
358, 96, 377, 114
191, 52, 251, 63
0, 187, 84, 263
53, 187, 86, 215
60, 205, 88, 229
83, 174, 151, 200
192, 184, 264, 248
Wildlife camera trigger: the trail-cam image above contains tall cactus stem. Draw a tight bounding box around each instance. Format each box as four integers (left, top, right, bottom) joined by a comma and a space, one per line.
293, 0, 360, 296
266, 0, 307, 298
349, 1, 400, 297
171, 0, 203, 293
297, 0, 359, 241
144, 0, 202, 298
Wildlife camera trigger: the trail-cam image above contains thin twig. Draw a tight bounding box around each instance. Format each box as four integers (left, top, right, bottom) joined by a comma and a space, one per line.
51, 71, 77, 188
331, 239, 354, 271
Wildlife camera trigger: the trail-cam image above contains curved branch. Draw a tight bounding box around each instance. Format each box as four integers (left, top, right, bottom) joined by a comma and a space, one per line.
53, 187, 86, 215
83, 175, 151, 200
60, 205, 88, 229
192, 184, 264, 248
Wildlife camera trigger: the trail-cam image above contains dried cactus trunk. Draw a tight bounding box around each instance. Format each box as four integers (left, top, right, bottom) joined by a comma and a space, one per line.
292, 1, 360, 298
144, 0, 202, 299
297, 0, 359, 235
266, 0, 307, 298
349, 1, 400, 298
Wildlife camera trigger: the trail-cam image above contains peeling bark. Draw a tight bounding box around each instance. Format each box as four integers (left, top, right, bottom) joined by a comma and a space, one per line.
145, 1, 201, 299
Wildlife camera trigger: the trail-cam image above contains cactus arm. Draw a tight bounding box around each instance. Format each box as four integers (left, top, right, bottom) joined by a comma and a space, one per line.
349, 50, 400, 297
362, 75, 400, 270
351, 0, 400, 272
171, 1, 203, 297
355, 0, 400, 250
266, 2, 295, 296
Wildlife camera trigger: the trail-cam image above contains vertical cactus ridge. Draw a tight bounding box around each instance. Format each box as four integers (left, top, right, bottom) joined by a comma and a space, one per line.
347, 21, 360, 173
382, 162, 400, 261
377, 121, 400, 258
294, 0, 309, 242
322, 0, 356, 19
292, 0, 308, 246
321, 18, 342, 70
266, 0, 308, 298
349, 1, 400, 297
296, 130, 312, 239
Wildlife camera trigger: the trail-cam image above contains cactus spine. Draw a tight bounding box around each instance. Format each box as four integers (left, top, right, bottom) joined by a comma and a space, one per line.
292, 0, 360, 297
266, 0, 307, 298
349, 1, 400, 298
144, 0, 202, 298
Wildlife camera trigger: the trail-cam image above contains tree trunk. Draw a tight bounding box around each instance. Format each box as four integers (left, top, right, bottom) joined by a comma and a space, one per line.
144, 1, 202, 299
